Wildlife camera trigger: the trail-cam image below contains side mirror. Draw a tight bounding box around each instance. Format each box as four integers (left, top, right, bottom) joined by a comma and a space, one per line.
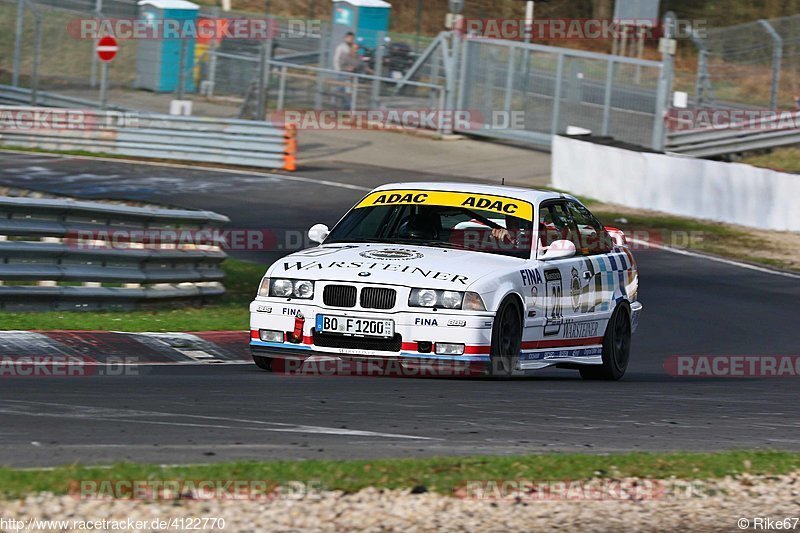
308, 223, 329, 244
538, 239, 576, 261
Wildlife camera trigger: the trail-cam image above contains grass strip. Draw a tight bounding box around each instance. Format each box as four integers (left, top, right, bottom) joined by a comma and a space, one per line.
1, 451, 798, 498
742, 147, 800, 174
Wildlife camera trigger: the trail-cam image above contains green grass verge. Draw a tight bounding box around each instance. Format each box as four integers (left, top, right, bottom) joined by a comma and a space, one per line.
742, 147, 800, 174
1, 451, 799, 498
0, 259, 263, 332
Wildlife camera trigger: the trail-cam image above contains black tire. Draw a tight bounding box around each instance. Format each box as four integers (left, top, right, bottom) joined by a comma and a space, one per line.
489, 298, 523, 378
580, 303, 631, 381
252, 354, 273, 372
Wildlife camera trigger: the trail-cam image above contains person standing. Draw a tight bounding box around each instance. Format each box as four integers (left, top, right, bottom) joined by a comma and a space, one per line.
333, 32, 360, 109
334, 32, 359, 72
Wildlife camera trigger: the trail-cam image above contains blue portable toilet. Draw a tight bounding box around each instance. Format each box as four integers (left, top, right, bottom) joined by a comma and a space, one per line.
135, 0, 199, 92
330, 0, 391, 65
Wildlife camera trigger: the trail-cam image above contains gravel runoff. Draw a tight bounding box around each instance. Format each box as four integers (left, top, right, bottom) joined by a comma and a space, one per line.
1, 473, 799, 532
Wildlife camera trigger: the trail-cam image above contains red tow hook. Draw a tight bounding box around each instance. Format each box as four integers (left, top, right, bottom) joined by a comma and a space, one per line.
288, 312, 305, 343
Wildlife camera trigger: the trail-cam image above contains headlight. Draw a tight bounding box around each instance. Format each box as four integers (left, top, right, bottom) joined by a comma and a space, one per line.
409, 288, 470, 309
258, 277, 270, 297
268, 279, 315, 299
293, 280, 314, 299
410, 288, 438, 307
270, 279, 294, 297
440, 290, 463, 309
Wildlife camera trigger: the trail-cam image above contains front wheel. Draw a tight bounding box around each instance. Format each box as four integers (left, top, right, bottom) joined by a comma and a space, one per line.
580, 303, 631, 381
489, 298, 523, 378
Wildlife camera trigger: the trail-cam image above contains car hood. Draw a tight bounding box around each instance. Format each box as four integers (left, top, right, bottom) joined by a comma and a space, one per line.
267, 243, 523, 289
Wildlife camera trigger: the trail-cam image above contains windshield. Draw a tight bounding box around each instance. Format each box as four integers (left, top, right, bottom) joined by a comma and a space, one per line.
326, 191, 534, 259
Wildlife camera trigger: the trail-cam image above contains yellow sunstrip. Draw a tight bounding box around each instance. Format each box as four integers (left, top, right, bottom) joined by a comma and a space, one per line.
355, 190, 533, 220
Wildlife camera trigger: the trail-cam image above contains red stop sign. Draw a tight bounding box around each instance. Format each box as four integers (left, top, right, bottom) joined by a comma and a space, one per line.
96, 36, 118, 62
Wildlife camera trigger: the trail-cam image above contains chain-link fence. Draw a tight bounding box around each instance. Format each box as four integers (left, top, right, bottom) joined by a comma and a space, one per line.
0, 0, 137, 98
693, 14, 800, 110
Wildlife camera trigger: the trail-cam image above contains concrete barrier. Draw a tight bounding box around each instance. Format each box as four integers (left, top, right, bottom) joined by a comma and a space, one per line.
552, 135, 800, 232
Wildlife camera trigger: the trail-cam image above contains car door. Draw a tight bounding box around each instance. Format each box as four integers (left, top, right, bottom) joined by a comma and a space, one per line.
564, 200, 616, 333
534, 200, 588, 340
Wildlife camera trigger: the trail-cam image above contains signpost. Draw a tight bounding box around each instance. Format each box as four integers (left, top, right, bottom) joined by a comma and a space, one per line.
96, 35, 118, 109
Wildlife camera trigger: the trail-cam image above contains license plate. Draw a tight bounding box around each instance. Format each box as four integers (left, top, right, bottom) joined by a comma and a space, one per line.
316, 315, 394, 338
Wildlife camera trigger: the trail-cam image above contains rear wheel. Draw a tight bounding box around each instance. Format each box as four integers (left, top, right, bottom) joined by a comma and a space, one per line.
489, 298, 523, 378
252, 354, 273, 372
580, 303, 631, 381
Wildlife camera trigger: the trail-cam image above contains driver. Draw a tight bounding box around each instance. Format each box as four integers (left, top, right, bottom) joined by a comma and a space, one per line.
491, 215, 522, 245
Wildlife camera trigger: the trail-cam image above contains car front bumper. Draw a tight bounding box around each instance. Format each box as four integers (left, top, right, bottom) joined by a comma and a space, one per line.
249, 300, 494, 364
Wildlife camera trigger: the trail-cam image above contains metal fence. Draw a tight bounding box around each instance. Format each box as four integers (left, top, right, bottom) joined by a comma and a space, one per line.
205, 31, 670, 148
0, 195, 229, 311
0, 0, 332, 113
9, 0, 800, 157
1, 1, 687, 151
457, 36, 669, 149
692, 14, 800, 111
208, 52, 446, 124
1, 0, 139, 94
0, 105, 297, 170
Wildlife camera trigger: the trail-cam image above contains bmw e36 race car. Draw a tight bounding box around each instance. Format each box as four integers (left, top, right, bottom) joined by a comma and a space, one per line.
249, 182, 642, 379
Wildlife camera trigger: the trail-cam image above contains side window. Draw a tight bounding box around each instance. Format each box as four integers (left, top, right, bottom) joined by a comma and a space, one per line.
567, 202, 613, 255
538, 202, 575, 248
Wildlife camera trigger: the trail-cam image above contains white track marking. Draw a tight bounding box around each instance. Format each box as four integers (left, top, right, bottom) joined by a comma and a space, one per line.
134, 332, 228, 364
0, 330, 249, 364
631, 238, 800, 280
0, 400, 435, 440
0, 149, 371, 192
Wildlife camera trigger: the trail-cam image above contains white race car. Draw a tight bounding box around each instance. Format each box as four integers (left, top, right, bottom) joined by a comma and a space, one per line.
250, 182, 642, 379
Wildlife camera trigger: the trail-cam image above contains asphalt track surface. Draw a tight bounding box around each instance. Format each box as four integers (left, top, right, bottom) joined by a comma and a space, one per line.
0, 151, 799, 467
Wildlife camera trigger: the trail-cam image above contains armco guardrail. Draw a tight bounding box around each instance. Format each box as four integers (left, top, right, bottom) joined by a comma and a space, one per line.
0, 106, 298, 171
666, 111, 800, 157
0, 196, 231, 311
